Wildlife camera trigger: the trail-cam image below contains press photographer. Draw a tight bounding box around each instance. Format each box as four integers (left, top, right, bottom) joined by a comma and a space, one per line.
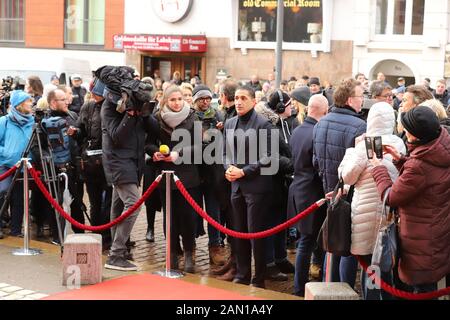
30, 88, 85, 244
69, 78, 112, 249
97, 65, 158, 271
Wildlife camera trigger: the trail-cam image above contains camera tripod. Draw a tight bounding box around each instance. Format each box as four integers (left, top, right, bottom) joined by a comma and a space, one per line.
0, 119, 66, 254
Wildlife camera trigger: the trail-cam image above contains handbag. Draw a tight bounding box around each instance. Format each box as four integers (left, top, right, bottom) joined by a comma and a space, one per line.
317, 179, 353, 257
371, 187, 398, 273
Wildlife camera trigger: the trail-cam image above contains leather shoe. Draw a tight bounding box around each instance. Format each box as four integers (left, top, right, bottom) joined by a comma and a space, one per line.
216, 267, 236, 281
145, 229, 155, 242
276, 259, 295, 274
209, 245, 228, 266
232, 278, 250, 285
210, 258, 233, 275
250, 282, 266, 289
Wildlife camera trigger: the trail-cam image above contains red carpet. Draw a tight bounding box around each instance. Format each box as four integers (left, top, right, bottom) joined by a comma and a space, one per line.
43, 274, 261, 300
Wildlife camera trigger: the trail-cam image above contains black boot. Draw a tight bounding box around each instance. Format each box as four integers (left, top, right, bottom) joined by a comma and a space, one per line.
146, 228, 155, 242
184, 251, 195, 273
170, 253, 179, 270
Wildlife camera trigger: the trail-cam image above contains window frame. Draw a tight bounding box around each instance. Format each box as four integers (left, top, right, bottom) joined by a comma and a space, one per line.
230, 0, 333, 52
0, 0, 25, 43
63, 0, 105, 46
371, 0, 424, 42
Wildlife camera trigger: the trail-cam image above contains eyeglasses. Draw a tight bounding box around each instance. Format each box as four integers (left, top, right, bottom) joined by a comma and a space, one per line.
198, 97, 212, 102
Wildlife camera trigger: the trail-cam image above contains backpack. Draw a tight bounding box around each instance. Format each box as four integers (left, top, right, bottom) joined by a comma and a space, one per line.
41, 116, 71, 165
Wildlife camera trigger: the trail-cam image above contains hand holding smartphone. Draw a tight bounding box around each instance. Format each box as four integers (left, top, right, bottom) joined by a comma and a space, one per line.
365, 136, 383, 159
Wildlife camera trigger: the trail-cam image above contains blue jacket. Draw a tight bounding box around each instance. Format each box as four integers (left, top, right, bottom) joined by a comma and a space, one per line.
313, 106, 366, 193
0, 113, 34, 168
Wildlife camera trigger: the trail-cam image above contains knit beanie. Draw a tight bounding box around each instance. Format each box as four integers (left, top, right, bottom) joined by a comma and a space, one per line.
192, 84, 212, 102
10, 90, 31, 108
401, 106, 441, 144
290, 86, 311, 106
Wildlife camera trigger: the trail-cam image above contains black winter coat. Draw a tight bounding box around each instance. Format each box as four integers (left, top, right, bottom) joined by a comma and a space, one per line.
101, 96, 156, 186
76, 100, 103, 152
146, 108, 202, 190
288, 117, 326, 235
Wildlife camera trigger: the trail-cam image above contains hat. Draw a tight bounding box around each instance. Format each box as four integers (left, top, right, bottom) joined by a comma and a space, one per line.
10, 90, 31, 108
309, 77, 320, 86
393, 86, 406, 94
268, 91, 291, 112
290, 86, 311, 106
71, 74, 82, 81
400, 106, 441, 144
192, 84, 212, 102
91, 78, 106, 97
50, 75, 59, 81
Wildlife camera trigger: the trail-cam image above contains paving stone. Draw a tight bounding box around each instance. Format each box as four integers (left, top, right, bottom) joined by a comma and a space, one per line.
3, 294, 25, 300
15, 289, 35, 296
27, 293, 48, 300
2, 286, 23, 293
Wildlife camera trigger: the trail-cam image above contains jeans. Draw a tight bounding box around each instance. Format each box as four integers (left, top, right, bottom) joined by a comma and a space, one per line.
323, 252, 358, 289
109, 183, 141, 258
294, 233, 316, 296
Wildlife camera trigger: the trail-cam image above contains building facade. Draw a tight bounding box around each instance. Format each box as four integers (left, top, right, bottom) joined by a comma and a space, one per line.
0, 0, 125, 83
353, 0, 450, 87
123, 0, 354, 87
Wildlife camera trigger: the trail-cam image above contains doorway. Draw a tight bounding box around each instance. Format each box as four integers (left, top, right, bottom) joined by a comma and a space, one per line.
371, 59, 416, 87
142, 54, 203, 83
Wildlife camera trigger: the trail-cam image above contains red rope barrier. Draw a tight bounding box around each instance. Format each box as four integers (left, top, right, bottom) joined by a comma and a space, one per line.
29, 167, 161, 232
0, 166, 18, 181
175, 178, 324, 240
355, 255, 450, 300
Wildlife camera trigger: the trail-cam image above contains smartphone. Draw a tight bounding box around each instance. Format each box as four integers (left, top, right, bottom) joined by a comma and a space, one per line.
365, 137, 374, 159
373, 136, 383, 159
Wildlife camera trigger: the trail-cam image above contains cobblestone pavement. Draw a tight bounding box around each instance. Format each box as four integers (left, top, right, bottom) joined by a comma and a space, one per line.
0, 283, 48, 300
128, 209, 299, 296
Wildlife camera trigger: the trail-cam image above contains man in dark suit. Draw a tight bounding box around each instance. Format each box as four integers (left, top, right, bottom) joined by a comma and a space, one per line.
223, 85, 277, 288
287, 94, 328, 297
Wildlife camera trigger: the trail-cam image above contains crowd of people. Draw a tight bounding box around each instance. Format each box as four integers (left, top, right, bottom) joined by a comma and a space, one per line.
0, 68, 449, 299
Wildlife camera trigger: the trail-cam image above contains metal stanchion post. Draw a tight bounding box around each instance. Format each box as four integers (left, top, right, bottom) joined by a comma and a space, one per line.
154, 171, 183, 278
12, 159, 42, 256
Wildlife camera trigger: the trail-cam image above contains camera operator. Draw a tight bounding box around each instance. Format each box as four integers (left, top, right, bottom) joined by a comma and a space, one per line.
69, 78, 112, 249
31, 88, 85, 244
99, 66, 157, 271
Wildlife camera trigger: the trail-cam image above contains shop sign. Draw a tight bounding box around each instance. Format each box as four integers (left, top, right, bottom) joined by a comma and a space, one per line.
113, 34, 207, 52
152, 0, 193, 23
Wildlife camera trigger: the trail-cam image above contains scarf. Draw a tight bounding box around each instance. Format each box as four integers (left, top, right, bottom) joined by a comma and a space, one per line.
9, 106, 33, 127
160, 102, 191, 129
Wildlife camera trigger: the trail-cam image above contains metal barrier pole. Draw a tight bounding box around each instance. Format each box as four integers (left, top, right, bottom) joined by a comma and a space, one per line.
12, 159, 42, 256
154, 171, 183, 278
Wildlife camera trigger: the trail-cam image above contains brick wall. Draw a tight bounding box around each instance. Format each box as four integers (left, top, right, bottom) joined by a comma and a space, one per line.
105, 0, 124, 50
206, 38, 354, 88
25, 0, 64, 48
24, 0, 123, 50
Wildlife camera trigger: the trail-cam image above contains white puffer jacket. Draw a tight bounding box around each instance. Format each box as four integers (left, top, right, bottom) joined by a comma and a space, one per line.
338, 102, 406, 256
